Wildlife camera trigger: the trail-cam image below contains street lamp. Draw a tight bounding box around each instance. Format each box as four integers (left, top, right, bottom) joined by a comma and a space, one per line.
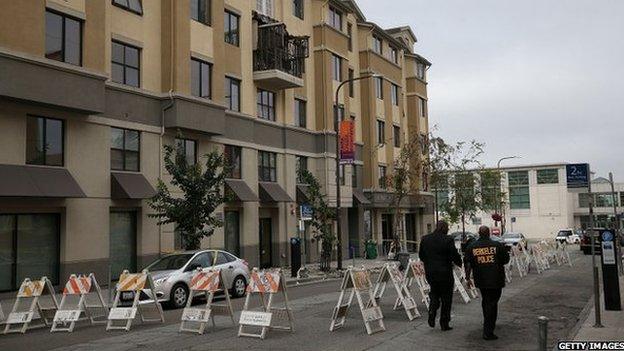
496, 156, 520, 233
334, 73, 382, 271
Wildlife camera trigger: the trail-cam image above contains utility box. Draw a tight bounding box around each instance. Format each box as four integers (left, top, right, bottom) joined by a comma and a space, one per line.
290, 237, 302, 278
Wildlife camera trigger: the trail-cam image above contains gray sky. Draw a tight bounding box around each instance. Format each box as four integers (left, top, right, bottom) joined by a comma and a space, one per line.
357, 0, 624, 180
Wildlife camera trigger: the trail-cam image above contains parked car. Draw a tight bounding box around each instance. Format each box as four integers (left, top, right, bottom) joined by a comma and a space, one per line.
502, 232, 528, 249
556, 229, 580, 244
121, 249, 250, 309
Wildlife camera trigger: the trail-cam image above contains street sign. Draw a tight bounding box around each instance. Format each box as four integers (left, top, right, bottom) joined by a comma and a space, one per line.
300, 205, 313, 221
566, 164, 590, 189
602, 231, 614, 242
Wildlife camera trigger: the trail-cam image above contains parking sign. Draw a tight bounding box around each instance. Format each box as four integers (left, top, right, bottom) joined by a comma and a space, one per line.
566, 163, 589, 189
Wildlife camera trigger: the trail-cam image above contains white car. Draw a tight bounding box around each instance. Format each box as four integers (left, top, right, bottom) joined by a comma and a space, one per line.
556, 229, 580, 244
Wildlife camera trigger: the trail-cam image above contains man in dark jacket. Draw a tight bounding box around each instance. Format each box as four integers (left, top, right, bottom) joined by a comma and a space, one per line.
465, 226, 510, 340
418, 220, 462, 331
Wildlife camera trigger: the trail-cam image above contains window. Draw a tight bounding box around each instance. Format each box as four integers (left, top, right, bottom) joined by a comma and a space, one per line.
26, 116, 64, 166
480, 171, 501, 207
256, 0, 274, 17
595, 193, 616, 208
390, 46, 398, 64
378, 165, 387, 189
347, 23, 353, 51
111, 127, 140, 171
339, 165, 346, 186
537, 169, 559, 184
258, 151, 277, 182
508, 171, 530, 209
419, 134, 428, 155
224, 11, 240, 46
391, 84, 399, 106
293, 0, 304, 19
352, 165, 358, 187
419, 97, 427, 117
224, 77, 240, 111
377, 120, 385, 145
191, 58, 212, 99
375, 77, 383, 99
348, 69, 355, 97
112, 0, 143, 15
296, 156, 308, 184
372, 35, 383, 54
416, 62, 426, 80
190, 0, 211, 25
328, 6, 342, 31
334, 104, 345, 122
112, 41, 140, 87
175, 138, 196, 166
472, 217, 482, 225
224, 145, 242, 179
45, 10, 81, 66
257, 89, 276, 121
579, 193, 590, 208
393, 125, 401, 148
294, 98, 306, 128
331, 54, 342, 81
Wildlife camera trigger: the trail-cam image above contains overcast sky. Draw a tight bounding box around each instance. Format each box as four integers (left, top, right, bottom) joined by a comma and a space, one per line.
357, 0, 624, 180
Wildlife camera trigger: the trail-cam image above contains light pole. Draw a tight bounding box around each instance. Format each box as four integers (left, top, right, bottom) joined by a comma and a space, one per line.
334, 73, 382, 270
496, 156, 520, 233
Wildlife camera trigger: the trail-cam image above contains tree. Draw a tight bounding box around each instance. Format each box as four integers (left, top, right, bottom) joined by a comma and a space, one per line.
420, 131, 455, 223
149, 144, 228, 250
298, 169, 335, 271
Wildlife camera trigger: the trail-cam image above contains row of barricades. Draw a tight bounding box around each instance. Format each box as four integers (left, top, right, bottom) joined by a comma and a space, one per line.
0, 268, 295, 340
508, 240, 572, 280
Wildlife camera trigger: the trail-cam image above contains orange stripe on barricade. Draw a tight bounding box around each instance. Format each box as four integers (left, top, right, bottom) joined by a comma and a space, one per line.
264, 272, 279, 293
80, 276, 92, 292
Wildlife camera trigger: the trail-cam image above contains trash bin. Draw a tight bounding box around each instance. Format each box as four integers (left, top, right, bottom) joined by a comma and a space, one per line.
397, 252, 410, 271
365, 241, 378, 260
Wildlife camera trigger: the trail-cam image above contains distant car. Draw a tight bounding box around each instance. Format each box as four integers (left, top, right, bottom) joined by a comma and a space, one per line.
450, 231, 477, 249
502, 232, 527, 249
556, 229, 580, 244
121, 249, 250, 309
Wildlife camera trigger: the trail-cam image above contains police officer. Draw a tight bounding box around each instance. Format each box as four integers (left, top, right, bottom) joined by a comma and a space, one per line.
419, 220, 462, 331
464, 226, 510, 340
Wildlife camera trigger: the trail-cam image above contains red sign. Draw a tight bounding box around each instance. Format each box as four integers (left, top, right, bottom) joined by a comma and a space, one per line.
491, 227, 501, 236
339, 120, 355, 164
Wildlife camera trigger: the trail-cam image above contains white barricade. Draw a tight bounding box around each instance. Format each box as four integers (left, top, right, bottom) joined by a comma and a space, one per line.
4, 277, 59, 334
373, 263, 420, 321
452, 268, 472, 304
404, 259, 431, 308
106, 270, 164, 331
51, 273, 108, 332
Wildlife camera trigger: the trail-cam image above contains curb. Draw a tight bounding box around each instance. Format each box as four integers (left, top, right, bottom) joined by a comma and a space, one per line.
286, 276, 342, 288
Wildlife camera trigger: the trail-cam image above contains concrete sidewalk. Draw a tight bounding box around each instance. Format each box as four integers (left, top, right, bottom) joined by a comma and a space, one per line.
572, 278, 624, 343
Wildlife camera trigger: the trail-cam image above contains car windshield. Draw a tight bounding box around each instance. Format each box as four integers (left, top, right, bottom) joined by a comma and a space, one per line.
558, 230, 572, 237
146, 254, 194, 271
503, 233, 520, 239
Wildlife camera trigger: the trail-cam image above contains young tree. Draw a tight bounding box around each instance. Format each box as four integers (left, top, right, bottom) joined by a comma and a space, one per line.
298, 169, 335, 271
149, 144, 228, 250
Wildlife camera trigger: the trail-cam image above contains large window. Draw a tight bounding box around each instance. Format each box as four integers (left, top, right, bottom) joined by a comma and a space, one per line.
378, 165, 387, 189
296, 156, 308, 184
375, 77, 384, 99
537, 169, 559, 184
416, 62, 426, 80
391, 84, 399, 106
190, 0, 211, 25
0, 214, 60, 292
328, 6, 342, 31
224, 145, 242, 179
225, 77, 240, 111
419, 97, 427, 117
45, 10, 81, 66
331, 54, 342, 81
191, 58, 212, 99
112, 41, 140, 87
508, 171, 530, 209
393, 125, 401, 148
111, 127, 140, 172
377, 120, 385, 145
372, 35, 383, 54
294, 98, 306, 128
175, 138, 197, 166
26, 116, 64, 167
113, 0, 143, 14
256, 0, 274, 17
257, 89, 276, 121
258, 151, 277, 182
293, 0, 304, 19
596, 193, 616, 208
224, 11, 240, 46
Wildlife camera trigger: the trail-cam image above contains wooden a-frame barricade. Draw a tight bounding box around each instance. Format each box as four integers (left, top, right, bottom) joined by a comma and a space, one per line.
511, 245, 528, 277
238, 268, 293, 340
556, 242, 573, 267
452, 268, 472, 303
329, 266, 385, 335
372, 263, 420, 321
403, 259, 431, 308
180, 268, 235, 334
106, 269, 164, 331
4, 277, 59, 334
51, 273, 108, 332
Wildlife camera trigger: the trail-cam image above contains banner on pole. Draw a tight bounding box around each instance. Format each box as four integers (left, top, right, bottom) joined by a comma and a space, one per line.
339, 120, 355, 165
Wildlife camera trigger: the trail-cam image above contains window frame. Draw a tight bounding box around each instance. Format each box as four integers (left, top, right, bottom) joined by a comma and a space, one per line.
224, 10, 240, 46
375, 77, 384, 99
110, 127, 141, 172
391, 83, 399, 106
508, 170, 530, 209
224, 76, 241, 112
191, 57, 212, 99
111, 40, 141, 88
258, 151, 277, 182
348, 68, 355, 98
419, 97, 427, 117
328, 6, 342, 31
393, 125, 401, 148
296, 155, 308, 184
175, 138, 197, 166
45, 10, 83, 66
416, 62, 426, 81
378, 165, 387, 189
377, 120, 385, 145
224, 145, 242, 179
536, 168, 559, 184
190, 0, 211, 26
372, 35, 383, 55
257, 89, 276, 121
112, 0, 144, 15
26, 115, 65, 167
294, 98, 307, 128
293, 0, 304, 20
390, 46, 398, 64
347, 23, 353, 51
331, 54, 342, 81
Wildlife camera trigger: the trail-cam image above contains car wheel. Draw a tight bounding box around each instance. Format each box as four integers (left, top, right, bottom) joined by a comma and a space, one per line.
169, 283, 189, 309
230, 276, 247, 298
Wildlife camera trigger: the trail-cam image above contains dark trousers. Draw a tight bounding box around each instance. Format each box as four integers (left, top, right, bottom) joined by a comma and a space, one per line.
428, 280, 454, 326
479, 288, 502, 336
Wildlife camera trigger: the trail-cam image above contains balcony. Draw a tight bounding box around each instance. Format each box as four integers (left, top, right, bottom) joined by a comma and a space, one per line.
253, 12, 309, 90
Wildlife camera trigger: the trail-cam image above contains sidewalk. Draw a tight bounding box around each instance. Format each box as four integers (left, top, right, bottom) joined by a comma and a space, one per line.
572, 278, 624, 342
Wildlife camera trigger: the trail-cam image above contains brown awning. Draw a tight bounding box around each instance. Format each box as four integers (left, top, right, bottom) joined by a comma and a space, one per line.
259, 182, 294, 203
296, 184, 311, 204
111, 172, 156, 199
0, 164, 85, 198
225, 179, 259, 202
353, 189, 371, 205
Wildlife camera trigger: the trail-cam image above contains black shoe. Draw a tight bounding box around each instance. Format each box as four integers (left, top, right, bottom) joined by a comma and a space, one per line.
441, 325, 453, 331
428, 313, 436, 328
483, 334, 498, 340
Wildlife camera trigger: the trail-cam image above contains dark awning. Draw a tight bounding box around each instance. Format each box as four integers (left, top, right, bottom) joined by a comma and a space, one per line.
0, 164, 85, 198
225, 179, 259, 202
111, 172, 156, 199
259, 182, 294, 202
296, 184, 311, 204
353, 189, 371, 205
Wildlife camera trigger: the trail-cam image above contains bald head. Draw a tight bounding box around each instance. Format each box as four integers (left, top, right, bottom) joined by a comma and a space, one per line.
478, 226, 490, 238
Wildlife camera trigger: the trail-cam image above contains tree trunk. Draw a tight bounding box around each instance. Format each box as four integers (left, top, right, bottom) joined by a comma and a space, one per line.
461, 213, 466, 242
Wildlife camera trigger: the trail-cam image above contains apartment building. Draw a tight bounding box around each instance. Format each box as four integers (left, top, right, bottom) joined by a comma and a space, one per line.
0, 0, 433, 292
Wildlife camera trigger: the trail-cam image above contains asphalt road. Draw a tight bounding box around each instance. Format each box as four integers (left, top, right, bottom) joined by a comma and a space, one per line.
0, 250, 593, 351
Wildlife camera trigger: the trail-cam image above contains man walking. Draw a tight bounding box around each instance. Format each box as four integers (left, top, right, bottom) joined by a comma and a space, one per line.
418, 220, 462, 331
464, 226, 510, 340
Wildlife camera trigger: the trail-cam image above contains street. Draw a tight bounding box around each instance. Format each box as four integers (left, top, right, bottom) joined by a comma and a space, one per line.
0, 251, 592, 351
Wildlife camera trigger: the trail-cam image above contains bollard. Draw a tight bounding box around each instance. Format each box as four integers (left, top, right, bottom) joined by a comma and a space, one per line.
538, 316, 548, 351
